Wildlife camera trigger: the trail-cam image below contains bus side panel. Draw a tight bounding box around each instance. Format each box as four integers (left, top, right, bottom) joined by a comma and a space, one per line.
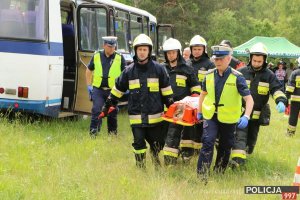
74, 51, 93, 113
45, 0, 64, 116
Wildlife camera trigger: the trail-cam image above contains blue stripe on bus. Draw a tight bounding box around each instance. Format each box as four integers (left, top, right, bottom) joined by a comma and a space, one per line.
0, 40, 63, 56
0, 98, 61, 117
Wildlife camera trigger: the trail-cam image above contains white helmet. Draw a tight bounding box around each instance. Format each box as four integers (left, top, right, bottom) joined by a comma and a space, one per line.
297, 57, 300, 64
249, 42, 268, 56
189, 35, 207, 47
163, 38, 182, 53
133, 34, 153, 49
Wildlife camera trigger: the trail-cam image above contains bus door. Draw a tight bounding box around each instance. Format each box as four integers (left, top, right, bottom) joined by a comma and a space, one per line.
156, 24, 174, 62
74, 4, 109, 114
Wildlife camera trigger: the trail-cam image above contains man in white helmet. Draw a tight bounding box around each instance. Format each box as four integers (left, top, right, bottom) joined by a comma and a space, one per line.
230, 42, 287, 168
285, 56, 300, 136
161, 38, 201, 166
186, 35, 215, 155
101, 34, 174, 168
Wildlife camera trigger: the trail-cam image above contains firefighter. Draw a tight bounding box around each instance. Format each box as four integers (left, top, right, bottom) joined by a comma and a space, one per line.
161, 38, 201, 166
86, 36, 125, 137
285, 57, 300, 136
230, 42, 287, 168
197, 45, 253, 181
101, 34, 174, 168
186, 35, 215, 155
219, 40, 245, 70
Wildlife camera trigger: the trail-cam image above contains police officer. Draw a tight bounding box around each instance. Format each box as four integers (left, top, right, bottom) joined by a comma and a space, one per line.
197, 45, 253, 181
231, 42, 287, 167
186, 35, 215, 154
161, 38, 201, 166
86, 36, 125, 137
101, 34, 174, 168
285, 57, 300, 136
219, 40, 245, 70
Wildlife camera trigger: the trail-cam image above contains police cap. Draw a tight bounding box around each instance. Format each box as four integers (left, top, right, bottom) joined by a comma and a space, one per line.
211, 45, 232, 58
102, 36, 118, 47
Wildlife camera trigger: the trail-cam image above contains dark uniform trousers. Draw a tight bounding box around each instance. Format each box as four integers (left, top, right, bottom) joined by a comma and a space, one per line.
166, 123, 195, 155
234, 120, 260, 155
90, 87, 117, 133
180, 124, 203, 156
197, 114, 235, 174
132, 123, 166, 159
289, 101, 300, 129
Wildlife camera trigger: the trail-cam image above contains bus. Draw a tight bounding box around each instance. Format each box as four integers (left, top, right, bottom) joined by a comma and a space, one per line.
0, 0, 174, 117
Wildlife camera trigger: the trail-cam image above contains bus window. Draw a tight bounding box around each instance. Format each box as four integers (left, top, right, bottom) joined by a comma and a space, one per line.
79, 7, 108, 51
143, 16, 149, 35
157, 25, 174, 58
149, 23, 156, 56
0, 0, 46, 40
130, 14, 142, 44
114, 10, 129, 53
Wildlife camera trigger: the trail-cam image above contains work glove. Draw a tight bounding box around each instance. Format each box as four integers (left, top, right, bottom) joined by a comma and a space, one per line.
197, 113, 203, 121
87, 85, 93, 101
276, 102, 285, 113
191, 93, 199, 97
98, 106, 116, 119
237, 115, 249, 129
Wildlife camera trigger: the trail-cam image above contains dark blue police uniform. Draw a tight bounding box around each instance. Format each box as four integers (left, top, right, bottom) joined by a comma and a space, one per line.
197, 67, 250, 174
88, 51, 125, 134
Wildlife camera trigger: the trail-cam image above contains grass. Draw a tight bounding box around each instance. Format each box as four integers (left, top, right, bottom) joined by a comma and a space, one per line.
0, 101, 299, 200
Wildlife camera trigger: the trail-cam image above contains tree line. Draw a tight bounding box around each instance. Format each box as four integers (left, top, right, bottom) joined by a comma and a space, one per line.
117, 0, 300, 60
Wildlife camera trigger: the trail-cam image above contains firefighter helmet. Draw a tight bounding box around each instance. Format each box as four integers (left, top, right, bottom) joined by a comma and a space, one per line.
249, 42, 268, 56
189, 35, 207, 47
163, 38, 182, 53
133, 34, 153, 49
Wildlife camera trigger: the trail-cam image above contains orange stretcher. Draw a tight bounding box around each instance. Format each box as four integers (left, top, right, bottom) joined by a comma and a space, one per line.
162, 103, 198, 126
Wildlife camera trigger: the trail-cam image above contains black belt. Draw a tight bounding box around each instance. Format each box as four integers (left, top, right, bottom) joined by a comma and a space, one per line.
100, 87, 111, 90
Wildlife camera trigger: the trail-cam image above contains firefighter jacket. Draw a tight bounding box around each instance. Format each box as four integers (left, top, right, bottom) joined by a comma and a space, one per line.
286, 67, 300, 102
110, 59, 174, 127
186, 54, 215, 91
238, 64, 287, 120
162, 56, 201, 101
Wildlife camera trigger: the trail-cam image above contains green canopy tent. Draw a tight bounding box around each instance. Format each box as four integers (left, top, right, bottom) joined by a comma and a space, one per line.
233, 36, 300, 58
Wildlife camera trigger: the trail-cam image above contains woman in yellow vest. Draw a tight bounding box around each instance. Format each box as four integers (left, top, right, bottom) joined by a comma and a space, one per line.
86, 36, 125, 137
197, 45, 253, 183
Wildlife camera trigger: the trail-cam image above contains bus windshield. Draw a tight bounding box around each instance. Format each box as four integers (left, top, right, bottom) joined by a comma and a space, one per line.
0, 0, 46, 40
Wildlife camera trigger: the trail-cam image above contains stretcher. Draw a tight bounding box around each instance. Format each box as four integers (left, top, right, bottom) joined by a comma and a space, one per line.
162, 96, 199, 126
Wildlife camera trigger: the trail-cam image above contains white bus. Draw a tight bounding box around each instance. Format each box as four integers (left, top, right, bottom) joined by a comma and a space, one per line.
0, 0, 174, 117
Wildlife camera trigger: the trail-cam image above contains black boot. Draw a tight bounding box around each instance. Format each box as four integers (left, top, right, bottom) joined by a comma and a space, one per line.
229, 157, 246, 170
181, 148, 194, 164
164, 155, 177, 166
108, 130, 118, 136
287, 129, 295, 137
135, 153, 146, 169
89, 129, 98, 139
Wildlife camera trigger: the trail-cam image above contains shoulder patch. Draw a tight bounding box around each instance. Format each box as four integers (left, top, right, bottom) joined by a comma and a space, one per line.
206, 68, 216, 75
231, 68, 242, 76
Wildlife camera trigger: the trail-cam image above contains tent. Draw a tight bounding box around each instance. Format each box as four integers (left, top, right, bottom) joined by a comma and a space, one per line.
233, 36, 300, 58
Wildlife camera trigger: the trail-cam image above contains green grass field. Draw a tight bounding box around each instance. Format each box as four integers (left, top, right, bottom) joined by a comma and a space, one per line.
1, 101, 299, 200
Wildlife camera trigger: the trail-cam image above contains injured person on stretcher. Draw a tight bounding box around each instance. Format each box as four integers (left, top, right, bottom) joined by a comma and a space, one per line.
162, 96, 199, 126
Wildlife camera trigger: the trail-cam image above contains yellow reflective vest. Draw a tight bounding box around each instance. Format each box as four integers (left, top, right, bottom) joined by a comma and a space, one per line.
202, 69, 242, 123
92, 52, 122, 88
